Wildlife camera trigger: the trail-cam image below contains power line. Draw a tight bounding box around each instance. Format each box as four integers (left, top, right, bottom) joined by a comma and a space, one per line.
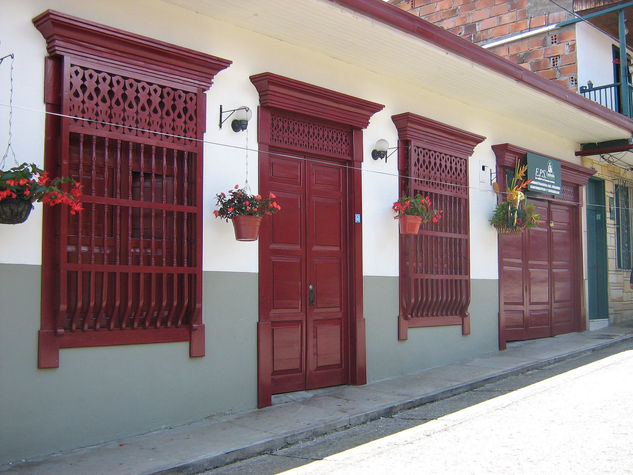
0, 101, 491, 195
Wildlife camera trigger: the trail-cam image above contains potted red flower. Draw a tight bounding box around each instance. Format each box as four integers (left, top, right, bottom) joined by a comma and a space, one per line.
0, 162, 82, 224
392, 193, 442, 235
214, 185, 281, 241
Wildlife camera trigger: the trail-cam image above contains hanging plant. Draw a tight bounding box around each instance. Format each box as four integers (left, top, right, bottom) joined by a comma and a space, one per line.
490, 161, 540, 234
214, 185, 281, 241
0, 163, 83, 224
392, 193, 442, 235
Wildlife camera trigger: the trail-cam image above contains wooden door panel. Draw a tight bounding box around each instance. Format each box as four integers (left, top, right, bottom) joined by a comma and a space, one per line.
271, 193, 303, 249
271, 257, 303, 313
502, 266, 524, 305
264, 155, 349, 395
272, 322, 303, 373
314, 319, 343, 369
553, 269, 573, 303
527, 227, 549, 265
270, 157, 303, 185
504, 309, 526, 331
312, 198, 343, 249
266, 155, 307, 393
306, 161, 347, 390
314, 258, 343, 310
528, 268, 549, 305
501, 197, 580, 343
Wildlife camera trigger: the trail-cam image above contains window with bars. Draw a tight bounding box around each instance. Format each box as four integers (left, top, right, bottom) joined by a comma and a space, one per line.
392, 113, 485, 341
615, 184, 633, 269
34, 10, 231, 368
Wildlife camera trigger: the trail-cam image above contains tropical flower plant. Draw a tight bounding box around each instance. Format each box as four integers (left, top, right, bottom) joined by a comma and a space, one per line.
491, 161, 540, 234
214, 185, 281, 221
0, 162, 82, 223
392, 193, 443, 224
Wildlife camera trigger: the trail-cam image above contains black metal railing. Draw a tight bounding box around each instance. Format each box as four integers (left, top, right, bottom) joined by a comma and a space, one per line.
580, 81, 633, 118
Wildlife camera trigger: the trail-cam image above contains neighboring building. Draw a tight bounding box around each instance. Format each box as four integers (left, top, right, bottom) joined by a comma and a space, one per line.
1, 0, 632, 465
391, 0, 633, 328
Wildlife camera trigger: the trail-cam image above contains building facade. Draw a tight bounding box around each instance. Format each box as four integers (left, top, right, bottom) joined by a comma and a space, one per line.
391, 0, 633, 328
1, 0, 632, 465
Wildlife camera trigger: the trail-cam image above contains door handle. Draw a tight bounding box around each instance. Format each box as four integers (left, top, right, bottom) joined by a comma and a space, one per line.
308, 284, 315, 306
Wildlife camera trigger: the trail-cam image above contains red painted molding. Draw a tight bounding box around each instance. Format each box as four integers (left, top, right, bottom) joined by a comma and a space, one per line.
331, 0, 633, 133
492, 143, 596, 185
255, 73, 370, 406
250, 72, 384, 129
394, 112, 481, 340
33, 10, 231, 90
392, 112, 486, 158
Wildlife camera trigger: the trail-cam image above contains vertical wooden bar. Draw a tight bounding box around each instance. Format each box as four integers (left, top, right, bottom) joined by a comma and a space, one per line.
71, 132, 85, 331
111, 139, 122, 330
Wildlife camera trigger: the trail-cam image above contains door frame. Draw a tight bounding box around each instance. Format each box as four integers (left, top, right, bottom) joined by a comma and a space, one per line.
492, 144, 596, 350
250, 73, 383, 407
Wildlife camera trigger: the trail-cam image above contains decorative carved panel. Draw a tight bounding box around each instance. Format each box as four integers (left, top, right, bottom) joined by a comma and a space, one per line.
270, 111, 352, 159
68, 65, 198, 147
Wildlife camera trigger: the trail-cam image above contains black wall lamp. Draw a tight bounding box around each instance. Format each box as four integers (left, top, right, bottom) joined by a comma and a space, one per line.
372, 139, 398, 162
219, 105, 253, 132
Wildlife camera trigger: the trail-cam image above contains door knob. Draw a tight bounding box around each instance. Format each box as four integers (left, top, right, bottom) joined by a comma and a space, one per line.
308, 284, 315, 306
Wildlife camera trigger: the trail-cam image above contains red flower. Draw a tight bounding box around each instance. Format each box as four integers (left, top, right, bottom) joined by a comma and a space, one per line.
213, 210, 219, 217
38, 172, 50, 185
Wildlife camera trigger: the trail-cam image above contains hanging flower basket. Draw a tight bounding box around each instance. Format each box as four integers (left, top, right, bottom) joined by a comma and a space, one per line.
393, 193, 442, 235
0, 162, 82, 225
232, 215, 263, 241
0, 196, 33, 224
493, 222, 526, 235
398, 215, 422, 235
214, 185, 282, 241
490, 161, 541, 235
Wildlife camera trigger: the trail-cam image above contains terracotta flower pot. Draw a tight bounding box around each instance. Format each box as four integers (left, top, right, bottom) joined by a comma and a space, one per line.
399, 215, 422, 235
0, 197, 33, 224
232, 215, 263, 241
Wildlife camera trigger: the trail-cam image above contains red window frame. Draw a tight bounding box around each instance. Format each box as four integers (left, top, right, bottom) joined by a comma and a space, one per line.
34, 10, 231, 368
392, 113, 485, 340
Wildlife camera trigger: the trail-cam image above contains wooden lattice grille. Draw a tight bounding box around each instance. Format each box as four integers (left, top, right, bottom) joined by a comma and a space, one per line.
400, 145, 470, 325
68, 65, 198, 147
270, 110, 353, 159
60, 132, 198, 332
35, 9, 232, 368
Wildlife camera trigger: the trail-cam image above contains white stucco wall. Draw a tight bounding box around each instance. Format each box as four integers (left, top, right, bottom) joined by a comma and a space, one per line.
576, 20, 632, 92
0, 0, 583, 279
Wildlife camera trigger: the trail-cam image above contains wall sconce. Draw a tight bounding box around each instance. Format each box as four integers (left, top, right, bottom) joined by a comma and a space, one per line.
372, 139, 394, 162
219, 105, 253, 132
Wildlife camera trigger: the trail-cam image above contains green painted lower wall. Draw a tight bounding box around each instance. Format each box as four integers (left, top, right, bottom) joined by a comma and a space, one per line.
363, 277, 499, 382
0, 265, 498, 465
0, 265, 258, 465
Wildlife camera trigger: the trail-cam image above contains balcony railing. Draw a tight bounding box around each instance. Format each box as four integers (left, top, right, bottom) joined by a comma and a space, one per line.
580, 81, 633, 118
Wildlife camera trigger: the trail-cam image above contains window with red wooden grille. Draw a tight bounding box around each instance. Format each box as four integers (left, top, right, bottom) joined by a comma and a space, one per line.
34, 10, 231, 368
392, 113, 485, 340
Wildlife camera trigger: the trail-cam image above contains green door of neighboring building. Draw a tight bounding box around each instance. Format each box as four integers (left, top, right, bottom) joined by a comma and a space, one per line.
587, 178, 609, 320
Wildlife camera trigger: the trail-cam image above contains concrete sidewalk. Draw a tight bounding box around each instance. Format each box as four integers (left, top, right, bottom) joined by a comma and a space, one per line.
4, 325, 633, 475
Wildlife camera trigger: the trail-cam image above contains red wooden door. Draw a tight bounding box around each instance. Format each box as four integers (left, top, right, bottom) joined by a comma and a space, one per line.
550, 203, 576, 335
260, 153, 348, 395
500, 199, 578, 342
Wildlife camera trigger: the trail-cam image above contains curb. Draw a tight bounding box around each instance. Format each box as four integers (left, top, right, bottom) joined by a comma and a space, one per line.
153, 333, 633, 474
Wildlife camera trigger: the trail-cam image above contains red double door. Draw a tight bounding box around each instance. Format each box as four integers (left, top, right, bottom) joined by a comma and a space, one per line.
259, 152, 349, 394
500, 199, 580, 342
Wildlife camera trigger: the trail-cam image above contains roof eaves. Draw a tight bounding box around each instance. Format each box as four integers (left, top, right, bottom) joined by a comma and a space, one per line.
330, 0, 633, 134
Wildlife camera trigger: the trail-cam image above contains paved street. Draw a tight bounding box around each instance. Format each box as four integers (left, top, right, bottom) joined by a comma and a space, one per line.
208, 340, 633, 474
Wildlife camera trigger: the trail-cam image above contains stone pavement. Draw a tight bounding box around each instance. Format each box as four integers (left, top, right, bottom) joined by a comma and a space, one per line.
4, 325, 633, 475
